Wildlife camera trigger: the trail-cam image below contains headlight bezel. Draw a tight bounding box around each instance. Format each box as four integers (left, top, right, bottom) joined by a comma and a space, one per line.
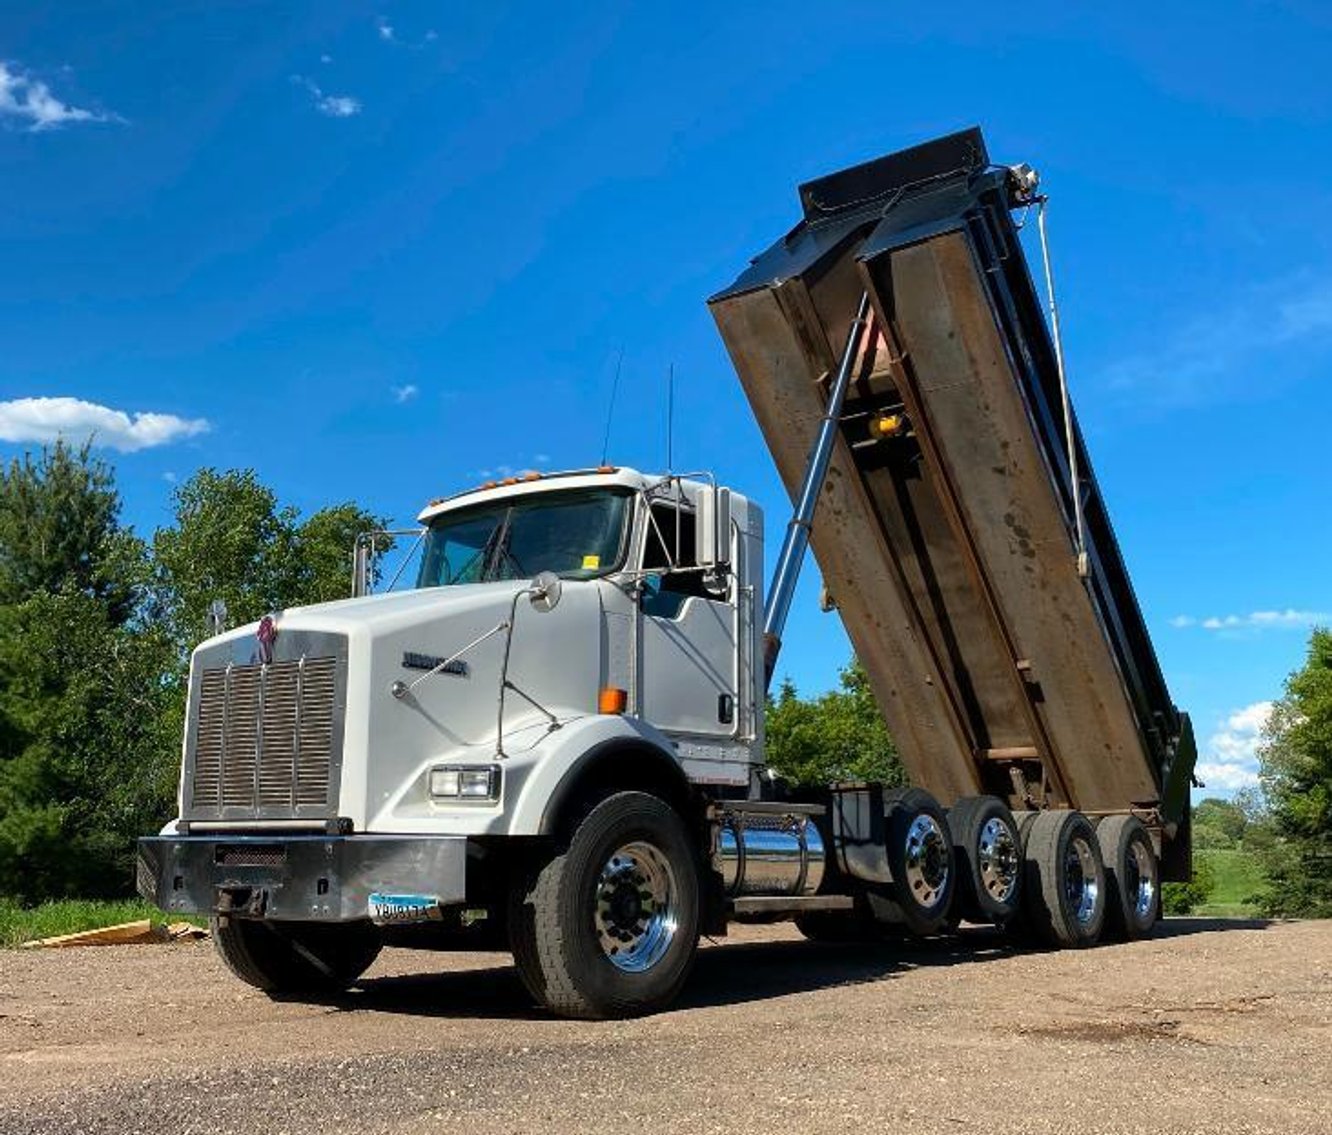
428, 763, 501, 803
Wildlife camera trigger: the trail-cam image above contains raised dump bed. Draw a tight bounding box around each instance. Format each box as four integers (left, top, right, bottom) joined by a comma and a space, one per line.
709, 127, 1195, 876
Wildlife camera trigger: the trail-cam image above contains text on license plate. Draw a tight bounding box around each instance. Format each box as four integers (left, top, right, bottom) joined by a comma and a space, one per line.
368, 892, 444, 925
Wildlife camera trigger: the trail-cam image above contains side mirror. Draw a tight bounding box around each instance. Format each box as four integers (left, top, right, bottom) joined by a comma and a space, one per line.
636, 571, 664, 606
529, 571, 563, 613
697, 485, 732, 571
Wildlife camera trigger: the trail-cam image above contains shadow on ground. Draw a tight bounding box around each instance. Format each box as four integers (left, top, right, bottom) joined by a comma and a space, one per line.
327, 917, 1269, 1020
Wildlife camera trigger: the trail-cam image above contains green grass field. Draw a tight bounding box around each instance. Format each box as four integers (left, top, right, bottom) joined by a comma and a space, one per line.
0, 899, 198, 949
1194, 848, 1268, 918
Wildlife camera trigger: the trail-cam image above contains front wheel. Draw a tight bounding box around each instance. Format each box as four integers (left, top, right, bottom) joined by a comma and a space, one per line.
210, 917, 383, 995
509, 791, 701, 1019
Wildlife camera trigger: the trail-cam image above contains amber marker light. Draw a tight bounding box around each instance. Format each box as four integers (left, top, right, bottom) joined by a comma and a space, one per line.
868, 412, 908, 440
598, 687, 628, 714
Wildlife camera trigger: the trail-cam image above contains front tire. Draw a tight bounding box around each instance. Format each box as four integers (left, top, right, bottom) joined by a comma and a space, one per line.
210, 917, 383, 994
509, 791, 701, 1019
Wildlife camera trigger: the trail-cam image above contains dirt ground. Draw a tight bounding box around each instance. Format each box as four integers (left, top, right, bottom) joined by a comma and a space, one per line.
0, 918, 1329, 1135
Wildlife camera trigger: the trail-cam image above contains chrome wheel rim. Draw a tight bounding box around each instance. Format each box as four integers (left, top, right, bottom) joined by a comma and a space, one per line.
594, 841, 679, 973
1127, 839, 1157, 921
903, 814, 950, 910
1064, 835, 1101, 926
977, 817, 1020, 905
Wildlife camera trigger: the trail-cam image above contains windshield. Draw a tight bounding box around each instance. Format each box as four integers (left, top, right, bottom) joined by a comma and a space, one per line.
417, 488, 631, 588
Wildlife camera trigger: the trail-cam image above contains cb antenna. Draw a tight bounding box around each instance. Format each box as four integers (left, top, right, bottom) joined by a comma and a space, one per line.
599, 347, 624, 466
666, 362, 675, 475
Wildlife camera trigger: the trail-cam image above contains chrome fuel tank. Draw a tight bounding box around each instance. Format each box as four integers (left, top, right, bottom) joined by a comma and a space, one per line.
718, 810, 825, 897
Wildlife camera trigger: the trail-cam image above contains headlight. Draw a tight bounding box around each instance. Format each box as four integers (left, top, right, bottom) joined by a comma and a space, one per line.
429, 764, 500, 801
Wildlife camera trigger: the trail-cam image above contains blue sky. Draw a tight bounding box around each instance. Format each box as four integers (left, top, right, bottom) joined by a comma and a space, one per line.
2, 2, 1329, 798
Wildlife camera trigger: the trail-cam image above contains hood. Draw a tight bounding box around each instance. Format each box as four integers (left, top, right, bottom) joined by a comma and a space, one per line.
194, 582, 529, 661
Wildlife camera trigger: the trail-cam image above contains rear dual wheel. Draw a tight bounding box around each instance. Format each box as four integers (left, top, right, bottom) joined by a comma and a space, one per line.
1096, 814, 1160, 940
949, 795, 1023, 926
882, 787, 955, 935
1020, 809, 1106, 947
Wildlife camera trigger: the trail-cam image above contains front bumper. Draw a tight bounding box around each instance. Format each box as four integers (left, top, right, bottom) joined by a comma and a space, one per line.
137, 833, 468, 922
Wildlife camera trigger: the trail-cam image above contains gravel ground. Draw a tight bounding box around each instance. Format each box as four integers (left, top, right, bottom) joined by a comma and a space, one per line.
1, 918, 1329, 1135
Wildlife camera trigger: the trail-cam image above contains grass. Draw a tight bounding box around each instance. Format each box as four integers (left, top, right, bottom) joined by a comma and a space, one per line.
1194, 847, 1268, 919
0, 898, 201, 949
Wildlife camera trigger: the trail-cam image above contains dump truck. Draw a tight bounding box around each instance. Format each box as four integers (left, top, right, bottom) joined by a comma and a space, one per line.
138, 127, 1195, 1019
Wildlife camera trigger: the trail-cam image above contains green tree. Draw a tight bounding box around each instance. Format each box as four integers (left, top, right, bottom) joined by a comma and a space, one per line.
0, 441, 134, 618
296, 502, 392, 606
0, 589, 176, 901
1256, 628, 1332, 918
151, 469, 303, 649
1162, 855, 1216, 915
0, 444, 175, 902
764, 658, 905, 788
152, 470, 390, 651
1192, 797, 1247, 849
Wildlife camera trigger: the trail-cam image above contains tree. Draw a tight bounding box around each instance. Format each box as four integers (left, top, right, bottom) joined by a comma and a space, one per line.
1256, 628, 1332, 918
1192, 797, 1248, 849
0, 441, 133, 618
296, 502, 393, 605
0, 589, 177, 901
0, 444, 175, 901
152, 470, 391, 651
151, 469, 303, 650
1162, 856, 1216, 915
764, 658, 905, 788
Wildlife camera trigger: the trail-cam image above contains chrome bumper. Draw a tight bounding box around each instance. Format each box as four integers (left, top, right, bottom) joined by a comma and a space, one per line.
137, 833, 468, 922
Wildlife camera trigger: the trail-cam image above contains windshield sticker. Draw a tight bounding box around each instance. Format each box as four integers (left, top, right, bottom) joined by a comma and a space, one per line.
582, 554, 601, 570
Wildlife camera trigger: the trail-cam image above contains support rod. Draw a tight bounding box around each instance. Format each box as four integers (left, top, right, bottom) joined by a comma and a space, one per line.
762, 291, 871, 688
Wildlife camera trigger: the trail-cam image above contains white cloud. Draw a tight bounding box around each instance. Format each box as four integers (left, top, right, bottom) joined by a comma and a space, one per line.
376, 17, 438, 48
391, 384, 418, 404
1194, 761, 1261, 793
1194, 701, 1273, 795
1172, 609, 1330, 633
0, 61, 121, 132
1101, 276, 1332, 407
294, 76, 361, 118
316, 93, 360, 118
0, 396, 209, 453
319, 53, 333, 65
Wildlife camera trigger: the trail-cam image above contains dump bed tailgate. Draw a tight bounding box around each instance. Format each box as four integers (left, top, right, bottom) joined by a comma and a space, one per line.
709, 128, 1194, 830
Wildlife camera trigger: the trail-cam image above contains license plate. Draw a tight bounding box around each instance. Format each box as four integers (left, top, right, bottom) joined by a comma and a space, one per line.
368, 892, 444, 925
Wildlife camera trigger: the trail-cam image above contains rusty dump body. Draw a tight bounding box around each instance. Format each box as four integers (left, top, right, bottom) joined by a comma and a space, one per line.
709, 127, 1195, 875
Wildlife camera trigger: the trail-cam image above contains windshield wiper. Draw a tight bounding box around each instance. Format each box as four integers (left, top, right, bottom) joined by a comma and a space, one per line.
481, 508, 515, 582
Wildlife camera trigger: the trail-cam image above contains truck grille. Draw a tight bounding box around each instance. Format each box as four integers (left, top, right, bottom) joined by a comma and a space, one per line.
185, 654, 343, 819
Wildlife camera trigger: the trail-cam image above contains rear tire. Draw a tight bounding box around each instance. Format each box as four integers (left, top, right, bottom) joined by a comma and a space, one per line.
1096, 815, 1160, 940
949, 795, 1023, 926
210, 917, 383, 994
1021, 810, 1106, 947
882, 787, 955, 936
508, 791, 700, 1019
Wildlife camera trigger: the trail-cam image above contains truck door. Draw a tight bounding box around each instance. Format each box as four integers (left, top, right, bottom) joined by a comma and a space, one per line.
637, 500, 739, 740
